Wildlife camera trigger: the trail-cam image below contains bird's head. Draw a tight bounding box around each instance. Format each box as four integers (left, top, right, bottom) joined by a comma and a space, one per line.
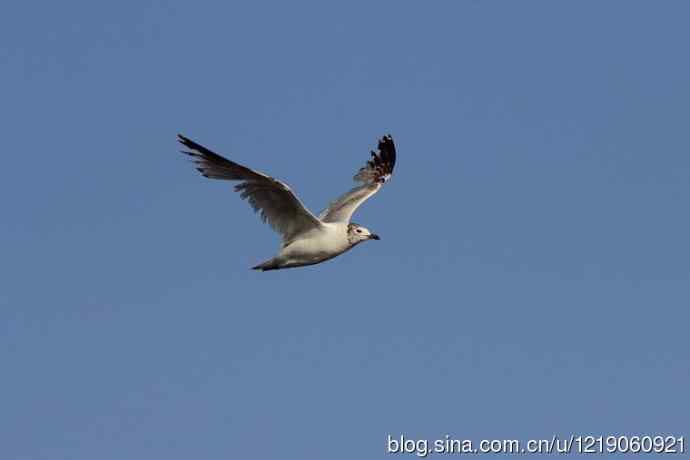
347, 223, 380, 245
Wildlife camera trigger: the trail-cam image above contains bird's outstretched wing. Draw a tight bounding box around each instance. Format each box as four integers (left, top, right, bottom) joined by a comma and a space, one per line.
319, 134, 396, 224
178, 134, 324, 244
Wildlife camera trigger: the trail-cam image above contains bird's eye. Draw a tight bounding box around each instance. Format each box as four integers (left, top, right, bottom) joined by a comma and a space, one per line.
356, 229, 362, 233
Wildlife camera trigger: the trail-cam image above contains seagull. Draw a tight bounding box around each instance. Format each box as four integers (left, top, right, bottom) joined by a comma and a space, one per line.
177, 134, 397, 271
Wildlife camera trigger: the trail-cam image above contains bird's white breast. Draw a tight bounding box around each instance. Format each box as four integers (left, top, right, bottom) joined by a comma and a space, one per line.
279, 222, 350, 263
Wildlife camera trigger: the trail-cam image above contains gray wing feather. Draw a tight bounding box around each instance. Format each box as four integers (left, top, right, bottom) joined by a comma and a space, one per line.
178, 134, 323, 243
319, 134, 396, 223
318, 183, 381, 223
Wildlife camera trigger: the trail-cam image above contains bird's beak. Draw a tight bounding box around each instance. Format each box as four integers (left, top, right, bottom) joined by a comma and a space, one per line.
370, 234, 381, 240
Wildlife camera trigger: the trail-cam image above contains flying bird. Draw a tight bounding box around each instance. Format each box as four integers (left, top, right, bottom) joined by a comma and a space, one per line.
177, 134, 397, 271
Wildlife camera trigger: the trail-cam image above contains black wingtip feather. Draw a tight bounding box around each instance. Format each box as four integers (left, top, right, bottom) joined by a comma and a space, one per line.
354, 134, 396, 183
176, 134, 238, 170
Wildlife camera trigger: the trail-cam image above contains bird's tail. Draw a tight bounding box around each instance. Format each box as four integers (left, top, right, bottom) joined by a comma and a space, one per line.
251, 258, 282, 271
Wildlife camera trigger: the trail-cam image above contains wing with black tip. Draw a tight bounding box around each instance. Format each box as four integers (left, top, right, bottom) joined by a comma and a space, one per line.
319, 135, 397, 223
178, 134, 324, 244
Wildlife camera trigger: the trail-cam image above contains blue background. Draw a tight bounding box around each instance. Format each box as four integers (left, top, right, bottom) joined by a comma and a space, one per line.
2, 1, 688, 458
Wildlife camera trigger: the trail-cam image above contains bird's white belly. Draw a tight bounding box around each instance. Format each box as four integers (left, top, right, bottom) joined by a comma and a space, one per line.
280, 224, 349, 264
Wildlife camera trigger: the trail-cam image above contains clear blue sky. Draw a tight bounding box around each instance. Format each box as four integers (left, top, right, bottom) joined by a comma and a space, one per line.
2, 1, 688, 458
